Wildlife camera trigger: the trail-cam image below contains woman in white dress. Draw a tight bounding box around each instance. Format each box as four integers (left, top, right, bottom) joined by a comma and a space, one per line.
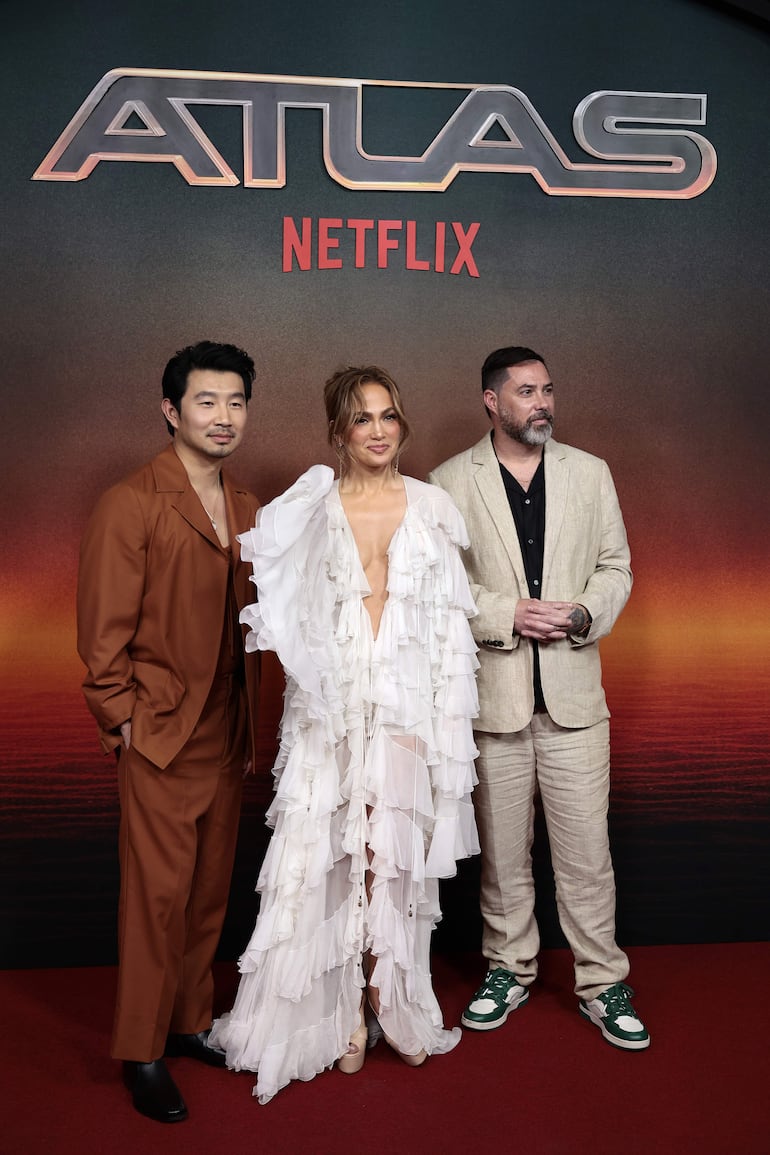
210, 366, 480, 1103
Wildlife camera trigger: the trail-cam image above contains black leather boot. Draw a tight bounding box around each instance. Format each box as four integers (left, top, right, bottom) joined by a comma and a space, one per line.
165, 1029, 227, 1068
122, 1059, 188, 1123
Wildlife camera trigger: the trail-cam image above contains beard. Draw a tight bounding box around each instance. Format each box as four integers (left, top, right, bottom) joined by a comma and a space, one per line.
498, 407, 554, 446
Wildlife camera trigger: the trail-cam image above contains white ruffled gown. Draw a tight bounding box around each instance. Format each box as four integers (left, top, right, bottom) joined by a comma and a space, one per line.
210, 465, 480, 1103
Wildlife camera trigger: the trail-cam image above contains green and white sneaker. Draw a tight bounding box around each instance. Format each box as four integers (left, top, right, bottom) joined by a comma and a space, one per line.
461, 967, 529, 1031
579, 982, 650, 1050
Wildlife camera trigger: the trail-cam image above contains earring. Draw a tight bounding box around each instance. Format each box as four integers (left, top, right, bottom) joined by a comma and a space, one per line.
334, 440, 346, 476
393, 450, 401, 476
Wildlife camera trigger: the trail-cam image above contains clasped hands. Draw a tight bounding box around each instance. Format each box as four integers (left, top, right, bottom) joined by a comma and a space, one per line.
514, 600, 590, 643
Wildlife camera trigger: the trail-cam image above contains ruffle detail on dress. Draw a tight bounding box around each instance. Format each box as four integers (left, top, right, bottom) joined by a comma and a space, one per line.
365, 878, 461, 1057
220, 468, 479, 1102
210, 951, 363, 1104
240, 885, 359, 994
237, 464, 346, 725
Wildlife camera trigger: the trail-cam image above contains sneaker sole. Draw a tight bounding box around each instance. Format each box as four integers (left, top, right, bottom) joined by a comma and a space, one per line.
579, 1004, 651, 1050
461, 988, 529, 1031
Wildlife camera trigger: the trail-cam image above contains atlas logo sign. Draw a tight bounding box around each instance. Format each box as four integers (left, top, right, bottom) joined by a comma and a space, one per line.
33, 68, 716, 199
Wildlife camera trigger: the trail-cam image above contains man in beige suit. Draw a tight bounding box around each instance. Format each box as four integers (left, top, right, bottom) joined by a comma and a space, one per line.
429, 345, 649, 1050
78, 341, 260, 1121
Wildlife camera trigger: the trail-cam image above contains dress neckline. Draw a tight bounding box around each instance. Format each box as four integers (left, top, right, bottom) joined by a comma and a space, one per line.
330, 477, 410, 639
331, 475, 410, 561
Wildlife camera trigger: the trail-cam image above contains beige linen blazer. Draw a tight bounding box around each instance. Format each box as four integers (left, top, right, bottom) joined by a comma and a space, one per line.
429, 434, 631, 733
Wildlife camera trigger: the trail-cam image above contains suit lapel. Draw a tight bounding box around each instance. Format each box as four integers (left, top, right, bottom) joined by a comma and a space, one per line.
543, 440, 568, 579
472, 435, 528, 586
176, 486, 222, 548
152, 443, 223, 550
222, 473, 253, 556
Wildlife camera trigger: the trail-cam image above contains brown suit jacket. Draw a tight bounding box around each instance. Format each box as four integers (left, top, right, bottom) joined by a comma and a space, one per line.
77, 443, 260, 769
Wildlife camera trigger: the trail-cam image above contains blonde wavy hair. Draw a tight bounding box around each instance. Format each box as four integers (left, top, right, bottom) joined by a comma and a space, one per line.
324, 365, 412, 471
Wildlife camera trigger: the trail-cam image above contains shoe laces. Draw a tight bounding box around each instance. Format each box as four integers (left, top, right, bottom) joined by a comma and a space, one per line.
599, 982, 636, 1015
479, 969, 518, 998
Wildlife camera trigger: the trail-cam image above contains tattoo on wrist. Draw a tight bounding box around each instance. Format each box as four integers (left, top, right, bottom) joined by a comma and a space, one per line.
568, 606, 588, 633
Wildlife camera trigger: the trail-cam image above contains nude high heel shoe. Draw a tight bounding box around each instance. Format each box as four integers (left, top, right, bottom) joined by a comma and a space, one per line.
386, 1038, 427, 1068
337, 1006, 368, 1075
366, 995, 427, 1067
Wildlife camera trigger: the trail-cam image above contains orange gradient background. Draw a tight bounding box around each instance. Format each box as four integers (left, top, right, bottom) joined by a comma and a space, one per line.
2, 0, 769, 964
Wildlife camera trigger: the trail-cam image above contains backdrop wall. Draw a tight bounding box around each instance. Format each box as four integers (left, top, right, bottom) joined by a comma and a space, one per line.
2, 0, 768, 967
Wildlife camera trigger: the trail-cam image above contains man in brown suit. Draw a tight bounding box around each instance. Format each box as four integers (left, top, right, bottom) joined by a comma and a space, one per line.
429, 346, 649, 1051
78, 341, 260, 1122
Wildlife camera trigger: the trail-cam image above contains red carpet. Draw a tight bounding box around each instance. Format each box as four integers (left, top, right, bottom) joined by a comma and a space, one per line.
4, 943, 769, 1154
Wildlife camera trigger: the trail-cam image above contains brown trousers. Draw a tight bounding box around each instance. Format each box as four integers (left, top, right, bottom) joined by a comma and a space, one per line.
111, 672, 246, 1062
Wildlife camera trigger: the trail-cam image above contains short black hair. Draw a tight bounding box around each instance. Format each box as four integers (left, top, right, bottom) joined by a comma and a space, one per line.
161, 341, 256, 435
480, 346, 547, 418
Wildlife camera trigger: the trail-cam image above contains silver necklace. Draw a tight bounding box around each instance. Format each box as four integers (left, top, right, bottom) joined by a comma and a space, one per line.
199, 487, 221, 530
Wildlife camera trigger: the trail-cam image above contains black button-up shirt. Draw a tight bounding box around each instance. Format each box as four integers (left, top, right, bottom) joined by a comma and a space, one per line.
498, 450, 546, 710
